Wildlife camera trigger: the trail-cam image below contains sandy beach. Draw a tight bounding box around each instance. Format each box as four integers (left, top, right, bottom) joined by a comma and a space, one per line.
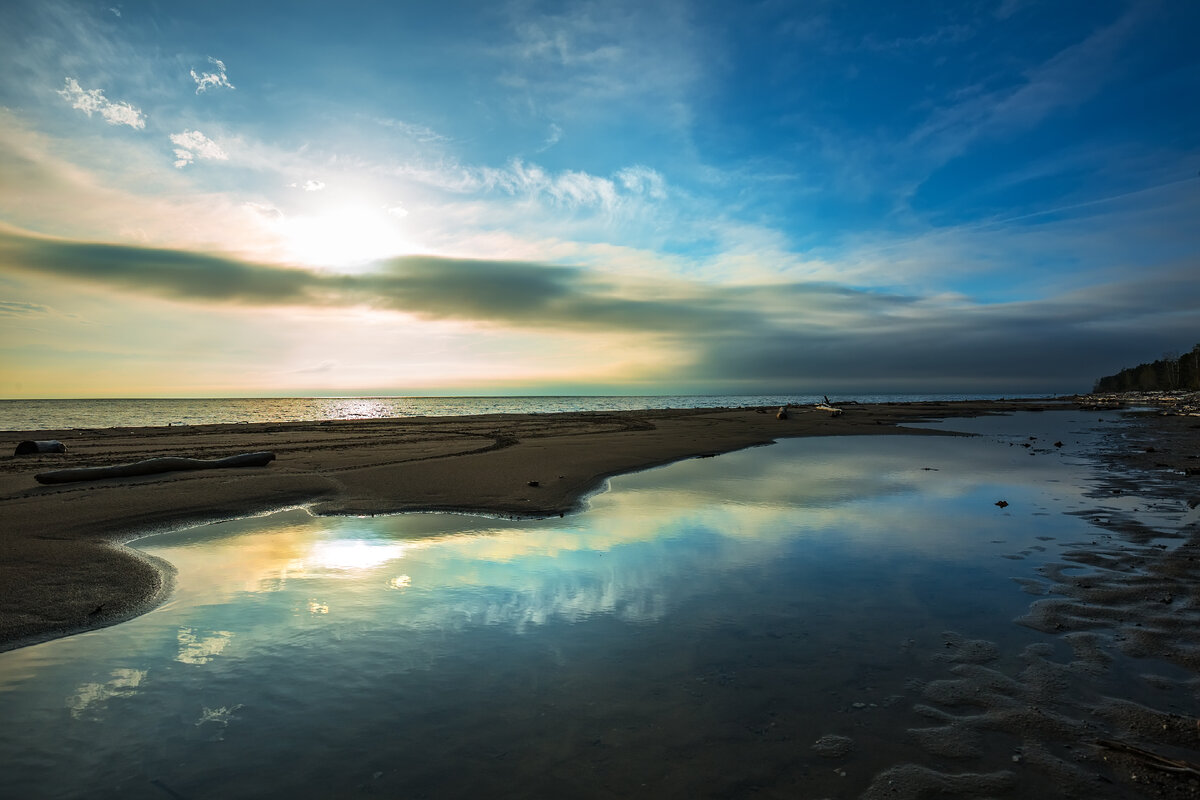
0, 398, 1082, 652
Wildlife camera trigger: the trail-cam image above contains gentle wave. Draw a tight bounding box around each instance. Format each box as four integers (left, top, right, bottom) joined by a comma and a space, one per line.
0, 393, 1046, 431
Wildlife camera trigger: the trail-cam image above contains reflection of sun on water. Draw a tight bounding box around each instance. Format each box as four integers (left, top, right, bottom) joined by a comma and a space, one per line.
320, 398, 395, 420
308, 539, 406, 572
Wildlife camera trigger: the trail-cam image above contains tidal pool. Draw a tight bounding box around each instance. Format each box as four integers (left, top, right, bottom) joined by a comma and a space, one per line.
1, 410, 1192, 799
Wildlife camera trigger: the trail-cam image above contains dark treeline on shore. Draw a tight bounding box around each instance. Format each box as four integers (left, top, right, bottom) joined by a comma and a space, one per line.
1094, 344, 1200, 392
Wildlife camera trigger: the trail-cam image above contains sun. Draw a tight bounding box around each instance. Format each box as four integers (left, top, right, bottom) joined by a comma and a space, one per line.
274, 204, 415, 271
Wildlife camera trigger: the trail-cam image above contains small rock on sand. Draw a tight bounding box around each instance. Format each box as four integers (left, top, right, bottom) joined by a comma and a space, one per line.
812, 734, 853, 758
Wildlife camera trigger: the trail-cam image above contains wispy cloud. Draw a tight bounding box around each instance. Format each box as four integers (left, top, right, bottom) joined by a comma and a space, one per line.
290, 179, 326, 192
906, 8, 1143, 168
57, 78, 145, 128
536, 123, 563, 152
497, 0, 705, 133
190, 57, 235, 94
170, 130, 228, 168
395, 156, 669, 214
0, 300, 54, 317
616, 166, 667, 200
859, 24, 974, 52
374, 117, 448, 143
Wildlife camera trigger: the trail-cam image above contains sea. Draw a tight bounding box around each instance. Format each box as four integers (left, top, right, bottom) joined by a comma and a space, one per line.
0, 394, 1051, 431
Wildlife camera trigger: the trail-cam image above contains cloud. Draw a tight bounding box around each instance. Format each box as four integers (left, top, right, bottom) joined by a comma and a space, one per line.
375, 117, 448, 143
4, 227, 1197, 392
906, 8, 1142, 165
190, 57, 235, 94
0, 227, 752, 332
170, 130, 228, 168
243, 202, 284, 220
290, 360, 337, 374
290, 180, 325, 192
109, 7, 121, 18
502, 2, 705, 118
0, 230, 313, 304
57, 78, 145, 129
396, 157, 670, 218
536, 123, 563, 152
0, 300, 54, 317
616, 166, 667, 200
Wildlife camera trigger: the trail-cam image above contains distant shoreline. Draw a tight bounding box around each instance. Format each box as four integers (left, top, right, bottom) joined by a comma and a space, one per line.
0, 397, 1174, 653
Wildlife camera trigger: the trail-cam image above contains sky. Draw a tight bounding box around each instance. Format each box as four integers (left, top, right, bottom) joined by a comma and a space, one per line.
0, 0, 1197, 398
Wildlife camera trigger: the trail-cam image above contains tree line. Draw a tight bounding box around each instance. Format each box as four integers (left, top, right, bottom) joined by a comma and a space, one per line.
1093, 344, 1200, 392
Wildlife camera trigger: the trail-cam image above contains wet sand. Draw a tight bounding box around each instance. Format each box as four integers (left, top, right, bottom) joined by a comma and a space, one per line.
0, 399, 1063, 651
868, 407, 1200, 800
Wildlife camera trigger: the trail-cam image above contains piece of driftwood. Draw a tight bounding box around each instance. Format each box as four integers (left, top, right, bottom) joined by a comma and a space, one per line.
815, 404, 843, 417
35, 451, 276, 485
15, 440, 67, 455
1095, 738, 1200, 777
776, 406, 789, 420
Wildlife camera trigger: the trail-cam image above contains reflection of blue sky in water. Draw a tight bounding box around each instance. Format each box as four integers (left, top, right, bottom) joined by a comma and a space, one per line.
139, 434, 1088, 631
0, 411, 1160, 798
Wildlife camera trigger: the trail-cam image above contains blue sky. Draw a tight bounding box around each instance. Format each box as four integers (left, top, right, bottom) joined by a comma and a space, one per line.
0, 0, 1197, 397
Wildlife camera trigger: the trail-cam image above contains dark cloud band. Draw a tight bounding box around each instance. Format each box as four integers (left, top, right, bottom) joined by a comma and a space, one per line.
3, 228, 1198, 392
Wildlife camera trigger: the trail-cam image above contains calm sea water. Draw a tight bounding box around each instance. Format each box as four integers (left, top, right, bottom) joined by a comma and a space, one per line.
1, 410, 1190, 799
0, 393, 1045, 431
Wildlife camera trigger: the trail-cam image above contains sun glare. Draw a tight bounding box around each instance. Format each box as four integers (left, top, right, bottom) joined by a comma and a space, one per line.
307, 539, 407, 572
275, 205, 413, 270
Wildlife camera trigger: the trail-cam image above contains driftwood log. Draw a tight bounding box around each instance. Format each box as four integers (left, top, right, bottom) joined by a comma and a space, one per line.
14, 440, 67, 455
35, 452, 276, 485
815, 404, 844, 417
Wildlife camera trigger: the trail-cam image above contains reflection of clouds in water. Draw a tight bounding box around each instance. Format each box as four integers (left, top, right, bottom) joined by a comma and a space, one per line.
138, 428, 1101, 638
606, 435, 1074, 512
67, 668, 146, 719
177, 627, 234, 665
475, 570, 668, 631
394, 528, 730, 631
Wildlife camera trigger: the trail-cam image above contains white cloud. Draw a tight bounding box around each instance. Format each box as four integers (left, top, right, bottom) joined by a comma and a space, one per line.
394, 157, 670, 216
536, 123, 563, 152
191, 57, 235, 94
243, 201, 284, 220
291, 179, 325, 192
170, 129, 228, 168
57, 78, 145, 129
386, 204, 409, 218
616, 166, 667, 200
499, 3, 705, 130
375, 117, 447, 143
109, 7, 121, 18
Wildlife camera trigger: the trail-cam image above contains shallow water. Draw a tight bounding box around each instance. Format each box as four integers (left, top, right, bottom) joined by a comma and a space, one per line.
1, 410, 1193, 799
